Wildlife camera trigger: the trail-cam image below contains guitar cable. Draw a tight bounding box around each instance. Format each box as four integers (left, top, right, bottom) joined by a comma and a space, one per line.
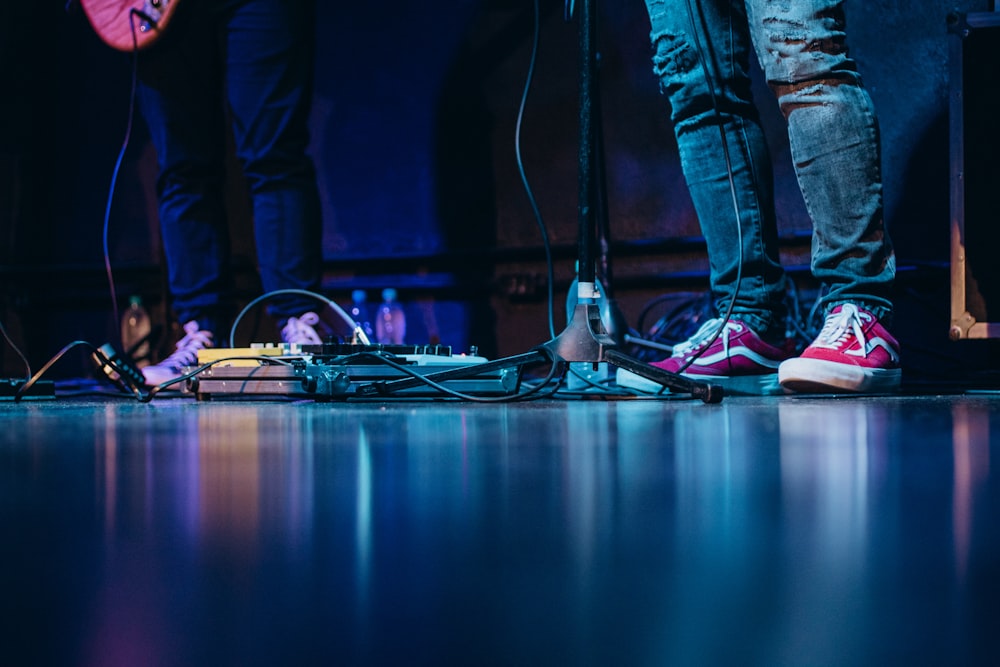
86, 10, 152, 397
101, 11, 144, 349
661, 0, 747, 378
516, 0, 556, 340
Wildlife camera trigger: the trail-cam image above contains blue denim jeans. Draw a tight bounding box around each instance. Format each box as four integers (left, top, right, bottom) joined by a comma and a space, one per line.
138, 0, 322, 331
643, 0, 895, 337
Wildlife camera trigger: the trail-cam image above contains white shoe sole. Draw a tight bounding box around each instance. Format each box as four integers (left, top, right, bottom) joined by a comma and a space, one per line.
778, 358, 901, 394
615, 367, 783, 396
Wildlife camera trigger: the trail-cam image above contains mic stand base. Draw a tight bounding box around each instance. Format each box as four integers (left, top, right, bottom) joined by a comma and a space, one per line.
545, 304, 721, 403
358, 304, 723, 403
542, 303, 616, 362
603, 349, 723, 403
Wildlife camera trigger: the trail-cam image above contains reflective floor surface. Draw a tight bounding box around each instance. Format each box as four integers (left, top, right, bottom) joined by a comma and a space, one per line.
2, 394, 999, 665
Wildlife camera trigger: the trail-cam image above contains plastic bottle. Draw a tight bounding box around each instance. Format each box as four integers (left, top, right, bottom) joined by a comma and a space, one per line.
349, 289, 374, 343
375, 288, 406, 345
121, 295, 152, 367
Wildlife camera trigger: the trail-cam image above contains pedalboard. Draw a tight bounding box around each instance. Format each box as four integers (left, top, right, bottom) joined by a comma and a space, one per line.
187, 343, 519, 400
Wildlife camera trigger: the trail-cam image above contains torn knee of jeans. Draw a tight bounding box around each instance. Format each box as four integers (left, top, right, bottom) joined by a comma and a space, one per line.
650, 30, 698, 80
772, 80, 825, 99
771, 78, 848, 112
760, 15, 846, 77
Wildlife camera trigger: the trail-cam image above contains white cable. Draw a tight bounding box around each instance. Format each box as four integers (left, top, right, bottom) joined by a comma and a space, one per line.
228, 288, 368, 348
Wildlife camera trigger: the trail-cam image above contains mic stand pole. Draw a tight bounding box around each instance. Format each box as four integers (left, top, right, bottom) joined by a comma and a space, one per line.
358, 0, 721, 403
541, 0, 719, 401
542, 0, 609, 365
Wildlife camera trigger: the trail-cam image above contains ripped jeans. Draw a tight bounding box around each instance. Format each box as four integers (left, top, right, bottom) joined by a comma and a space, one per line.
643, 0, 895, 336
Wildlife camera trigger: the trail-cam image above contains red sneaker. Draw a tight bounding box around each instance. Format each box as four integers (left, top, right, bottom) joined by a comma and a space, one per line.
778, 303, 901, 393
616, 318, 790, 395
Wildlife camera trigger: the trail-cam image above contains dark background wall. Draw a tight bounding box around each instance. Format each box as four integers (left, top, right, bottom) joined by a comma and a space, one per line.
0, 0, 992, 381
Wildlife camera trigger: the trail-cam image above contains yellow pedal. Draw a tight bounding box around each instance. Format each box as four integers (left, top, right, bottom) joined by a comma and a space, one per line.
197, 344, 295, 367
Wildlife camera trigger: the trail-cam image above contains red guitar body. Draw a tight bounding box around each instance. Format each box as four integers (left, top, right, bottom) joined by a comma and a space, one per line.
79, 0, 181, 51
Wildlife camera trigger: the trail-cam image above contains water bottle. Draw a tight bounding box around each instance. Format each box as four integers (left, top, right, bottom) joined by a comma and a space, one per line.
121, 295, 152, 367
375, 288, 406, 345
349, 289, 374, 343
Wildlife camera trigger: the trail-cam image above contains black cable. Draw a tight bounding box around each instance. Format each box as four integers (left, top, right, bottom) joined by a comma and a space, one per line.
132, 348, 564, 403
620, 1, 749, 375
13, 339, 310, 404
138, 354, 300, 401
102, 11, 144, 348
14, 340, 148, 402
228, 288, 364, 347
14, 10, 152, 406
669, 0, 746, 374
784, 279, 818, 348
515, 0, 556, 339
636, 291, 711, 341
353, 351, 564, 403
555, 367, 640, 397
0, 316, 32, 381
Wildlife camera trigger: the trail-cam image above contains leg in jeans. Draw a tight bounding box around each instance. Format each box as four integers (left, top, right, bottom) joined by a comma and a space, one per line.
633, 0, 898, 394
138, 4, 231, 335
643, 0, 787, 340
743, 0, 899, 392
746, 0, 894, 321
222, 0, 323, 325
139, 0, 323, 331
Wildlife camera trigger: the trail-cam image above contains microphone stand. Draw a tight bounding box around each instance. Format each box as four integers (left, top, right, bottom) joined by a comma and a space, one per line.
540, 0, 718, 402
358, 0, 721, 403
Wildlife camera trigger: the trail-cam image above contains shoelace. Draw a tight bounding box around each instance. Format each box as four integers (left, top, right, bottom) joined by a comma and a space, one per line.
813, 304, 872, 354
282, 312, 323, 345
159, 321, 214, 369
673, 318, 742, 357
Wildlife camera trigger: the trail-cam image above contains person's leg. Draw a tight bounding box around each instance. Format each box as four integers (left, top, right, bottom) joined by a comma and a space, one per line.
137, 3, 231, 336
617, 0, 790, 394
644, 0, 787, 339
746, 0, 894, 320
746, 0, 900, 392
222, 0, 323, 326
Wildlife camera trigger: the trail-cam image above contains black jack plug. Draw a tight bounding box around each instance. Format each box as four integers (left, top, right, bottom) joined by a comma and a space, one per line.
93, 343, 147, 392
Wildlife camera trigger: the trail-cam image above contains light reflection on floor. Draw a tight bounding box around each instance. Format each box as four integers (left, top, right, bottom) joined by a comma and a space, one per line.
1, 395, 998, 665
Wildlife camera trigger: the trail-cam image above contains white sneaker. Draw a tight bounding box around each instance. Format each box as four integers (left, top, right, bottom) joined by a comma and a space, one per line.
142, 321, 214, 387
281, 312, 323, 345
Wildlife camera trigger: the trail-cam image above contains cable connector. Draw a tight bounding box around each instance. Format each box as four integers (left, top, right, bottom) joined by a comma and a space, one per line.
93, 342, 147, 392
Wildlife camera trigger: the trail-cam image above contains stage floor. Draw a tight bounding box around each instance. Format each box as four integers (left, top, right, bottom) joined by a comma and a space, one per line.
3, 392, 999, 665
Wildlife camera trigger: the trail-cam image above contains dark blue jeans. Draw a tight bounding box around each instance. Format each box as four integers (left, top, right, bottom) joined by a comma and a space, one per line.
643, 0, 895, 337
138, 0, 322, 332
